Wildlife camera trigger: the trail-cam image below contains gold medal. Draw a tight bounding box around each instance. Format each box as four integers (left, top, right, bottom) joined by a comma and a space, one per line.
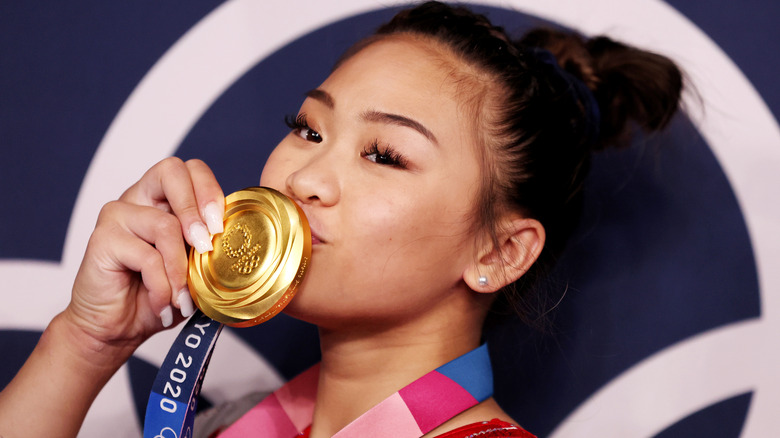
187, 187, 311, 327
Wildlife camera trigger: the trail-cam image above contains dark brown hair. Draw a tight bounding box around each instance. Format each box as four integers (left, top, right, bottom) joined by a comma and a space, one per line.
353, 2, 684, 323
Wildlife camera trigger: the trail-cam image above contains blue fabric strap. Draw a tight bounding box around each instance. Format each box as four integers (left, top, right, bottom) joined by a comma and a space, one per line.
144, 311, 223, 438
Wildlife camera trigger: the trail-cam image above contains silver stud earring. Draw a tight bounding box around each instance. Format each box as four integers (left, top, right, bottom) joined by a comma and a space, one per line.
478, 276, 488, 286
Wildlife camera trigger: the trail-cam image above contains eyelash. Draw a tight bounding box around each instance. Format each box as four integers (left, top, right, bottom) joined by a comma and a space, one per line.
284, 114, 408, 169
362, 140, 408, 169
284, 113, 322, 143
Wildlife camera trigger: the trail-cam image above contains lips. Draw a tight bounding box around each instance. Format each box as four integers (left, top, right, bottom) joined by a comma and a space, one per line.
296, 202, 326, 245
308, 220, 326, 245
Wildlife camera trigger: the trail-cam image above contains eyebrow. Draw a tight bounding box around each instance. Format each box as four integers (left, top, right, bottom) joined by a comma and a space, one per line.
361, 110, 439, 146
304, 88, 438, 145
305, 89, 335, 109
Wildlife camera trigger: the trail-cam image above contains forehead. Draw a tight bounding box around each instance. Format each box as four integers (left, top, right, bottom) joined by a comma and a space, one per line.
321, 36, 484, 126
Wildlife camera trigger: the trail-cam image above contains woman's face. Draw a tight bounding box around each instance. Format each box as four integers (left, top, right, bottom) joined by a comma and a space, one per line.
260, 37, 485, 328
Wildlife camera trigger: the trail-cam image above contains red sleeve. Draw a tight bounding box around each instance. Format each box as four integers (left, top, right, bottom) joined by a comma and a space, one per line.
432, 419, 537, 438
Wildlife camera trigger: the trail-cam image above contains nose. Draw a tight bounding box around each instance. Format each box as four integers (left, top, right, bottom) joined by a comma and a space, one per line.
285, 153, 340, 207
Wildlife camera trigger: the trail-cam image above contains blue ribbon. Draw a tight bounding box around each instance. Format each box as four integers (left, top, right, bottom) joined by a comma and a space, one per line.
144, 311, 223, 438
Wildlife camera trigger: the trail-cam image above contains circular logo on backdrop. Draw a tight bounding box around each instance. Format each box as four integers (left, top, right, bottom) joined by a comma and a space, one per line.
1, 1, 777, 436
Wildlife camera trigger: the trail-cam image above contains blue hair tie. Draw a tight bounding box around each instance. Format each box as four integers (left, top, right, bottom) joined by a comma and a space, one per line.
531, 48, 601, 148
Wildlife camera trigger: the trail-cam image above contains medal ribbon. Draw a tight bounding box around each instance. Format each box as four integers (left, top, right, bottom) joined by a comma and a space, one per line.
219, 344, 493, 438
144, 311, 223, 438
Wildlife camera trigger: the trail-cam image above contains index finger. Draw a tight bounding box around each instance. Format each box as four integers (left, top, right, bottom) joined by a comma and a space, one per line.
186, 159, 225, 235
121, 157, 224, 253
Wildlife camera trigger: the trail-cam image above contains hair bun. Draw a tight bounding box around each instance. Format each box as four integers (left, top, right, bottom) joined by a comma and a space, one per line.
520, 28, 683, 151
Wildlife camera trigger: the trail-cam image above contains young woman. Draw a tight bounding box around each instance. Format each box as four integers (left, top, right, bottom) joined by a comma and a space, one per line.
0, 2, 682, 437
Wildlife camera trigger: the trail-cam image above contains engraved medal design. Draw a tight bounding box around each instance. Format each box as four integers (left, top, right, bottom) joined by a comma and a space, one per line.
187, 187, 311, 327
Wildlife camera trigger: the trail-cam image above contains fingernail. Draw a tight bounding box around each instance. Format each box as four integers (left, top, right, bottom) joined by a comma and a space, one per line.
177, 287, 195, 318
204, 202, 224, 235
188, 222, 213, 253
160, 306, 173, 328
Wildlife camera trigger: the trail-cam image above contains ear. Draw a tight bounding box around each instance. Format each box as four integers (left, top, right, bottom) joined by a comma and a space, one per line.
463, 215, 545, 293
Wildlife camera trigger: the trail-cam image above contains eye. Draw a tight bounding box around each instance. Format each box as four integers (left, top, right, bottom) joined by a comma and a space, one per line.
284, 113, 322, 143
361, 140, 408, 169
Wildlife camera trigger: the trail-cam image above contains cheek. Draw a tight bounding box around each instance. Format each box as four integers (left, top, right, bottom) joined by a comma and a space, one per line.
355, 194, 403, 243
347, 190, 473, 278
346, 188, 428, 241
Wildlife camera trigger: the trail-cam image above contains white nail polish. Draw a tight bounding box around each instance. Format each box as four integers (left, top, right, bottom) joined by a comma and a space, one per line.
160, 306, 173, 328
204, 202, 224, 235
188, 222, 213, 253
177, 288, 195, 318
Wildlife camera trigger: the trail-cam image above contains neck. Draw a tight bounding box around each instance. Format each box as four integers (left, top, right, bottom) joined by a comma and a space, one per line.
308, 314, 483, 437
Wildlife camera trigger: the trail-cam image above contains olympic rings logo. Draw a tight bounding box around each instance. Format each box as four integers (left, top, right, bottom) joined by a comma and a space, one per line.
222, 223, 262, 275
154, 427, 177, 438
